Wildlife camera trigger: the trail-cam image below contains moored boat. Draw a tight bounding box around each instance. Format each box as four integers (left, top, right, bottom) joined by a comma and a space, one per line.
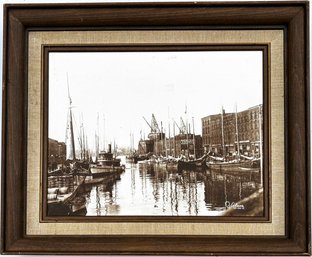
90, 144, 125, 176
177, 153, 208, 170
69, 196, 87, 214
47, 174, 86, 215
206, 158, 259, 172
84, 175, 105, 185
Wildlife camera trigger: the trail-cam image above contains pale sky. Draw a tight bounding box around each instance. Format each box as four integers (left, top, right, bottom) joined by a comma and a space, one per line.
48, 51, 262, 151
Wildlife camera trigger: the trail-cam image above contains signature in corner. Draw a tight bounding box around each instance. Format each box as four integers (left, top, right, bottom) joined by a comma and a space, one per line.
225, 201, 245, 210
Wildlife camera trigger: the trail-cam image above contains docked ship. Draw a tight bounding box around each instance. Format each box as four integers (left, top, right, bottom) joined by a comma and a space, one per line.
206, 158, 260, 172
177, 156, 208, 170
90, 144, 125, 176
47, 79, 87, 216
206, 105, 263, 174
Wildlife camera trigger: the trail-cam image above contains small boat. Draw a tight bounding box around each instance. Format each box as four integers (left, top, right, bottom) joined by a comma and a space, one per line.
84, 175, 105, 185
69, 196, 87, 214
90, 144, 125, 176
127, 154, 149, 163
47, 175, 86, 215
48, 194, 87, 216
206, 158, 259, 172
177, 154, 208, 170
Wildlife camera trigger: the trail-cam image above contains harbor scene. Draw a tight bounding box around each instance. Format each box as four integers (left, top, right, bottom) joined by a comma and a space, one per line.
47, 51, 264, 216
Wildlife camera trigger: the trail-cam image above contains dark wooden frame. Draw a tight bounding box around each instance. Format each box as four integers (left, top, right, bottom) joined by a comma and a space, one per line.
1, 2, 310, 255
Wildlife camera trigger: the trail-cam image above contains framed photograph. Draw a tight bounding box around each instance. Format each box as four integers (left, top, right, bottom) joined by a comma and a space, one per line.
1, 2, 310, 255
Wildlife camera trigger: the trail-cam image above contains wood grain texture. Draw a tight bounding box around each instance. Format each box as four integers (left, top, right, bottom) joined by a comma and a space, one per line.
1, 2, 310, 255
287, 7, 309, 251
2, 7, 27, 253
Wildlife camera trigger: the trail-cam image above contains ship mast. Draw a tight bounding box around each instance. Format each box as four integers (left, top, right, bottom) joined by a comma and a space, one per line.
82, 119, 86, 161
221, 106, 225, 157
66, 73, 76, 160
78, 114, 85, 161
188, 123, 191, 158
185, 104, 189, 160
129, 132, 132, 154
168, 122, 171, 156
164, 128, 167, 157
113, 139, 117, 158
192, 117, 196, 158
259, 105, 263, 188
173, 120, 176, 157
235, 104, 240, 160
103, 114, 106, 152
85, 135, 89, 161
161, 121, 166, 156
94, 113, 100, 161
168, 107, 171, 157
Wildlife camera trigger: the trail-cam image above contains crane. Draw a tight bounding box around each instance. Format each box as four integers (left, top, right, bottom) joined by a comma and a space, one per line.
143, 114, 160, 133
180, 117, 187, 134
173, 119, 182, 134
143, 116, 152, 130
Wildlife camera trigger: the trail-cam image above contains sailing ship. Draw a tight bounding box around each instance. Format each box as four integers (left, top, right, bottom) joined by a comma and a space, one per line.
47, 76, 86, 215
206, 157, 259, 172
171, 113, 208, 170
177, 153, 208, 170
126, 132, 136, 162
206, 105, 262, 175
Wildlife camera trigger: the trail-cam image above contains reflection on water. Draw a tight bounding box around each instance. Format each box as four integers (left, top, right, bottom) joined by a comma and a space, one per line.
80, 157, 262, 216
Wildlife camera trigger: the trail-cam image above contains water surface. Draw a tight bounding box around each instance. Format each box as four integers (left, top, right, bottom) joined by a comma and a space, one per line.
82, 157, 261, 216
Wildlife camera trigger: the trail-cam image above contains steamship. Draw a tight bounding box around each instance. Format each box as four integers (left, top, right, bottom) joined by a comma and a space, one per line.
90, 144, 125, 176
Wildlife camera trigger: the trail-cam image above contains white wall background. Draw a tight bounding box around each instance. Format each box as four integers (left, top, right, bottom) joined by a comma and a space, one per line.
0, 0, 310, 257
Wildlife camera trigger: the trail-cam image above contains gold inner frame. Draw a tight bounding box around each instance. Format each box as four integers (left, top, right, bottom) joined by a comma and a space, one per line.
27, 30, 284, 235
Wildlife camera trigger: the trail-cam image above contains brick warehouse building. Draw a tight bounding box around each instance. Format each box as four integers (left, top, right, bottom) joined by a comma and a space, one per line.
166, 134, 203, 158
138, 139, 154, 155
48, 138, 66, 170
201, 105, 263, 157
137, 133, 203, 158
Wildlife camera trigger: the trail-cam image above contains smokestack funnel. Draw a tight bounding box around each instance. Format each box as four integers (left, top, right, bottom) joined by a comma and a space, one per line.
108, 144, 112, 153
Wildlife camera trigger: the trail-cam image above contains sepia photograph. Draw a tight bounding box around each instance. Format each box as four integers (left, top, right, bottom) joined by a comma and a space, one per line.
47, 50, 264, 217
